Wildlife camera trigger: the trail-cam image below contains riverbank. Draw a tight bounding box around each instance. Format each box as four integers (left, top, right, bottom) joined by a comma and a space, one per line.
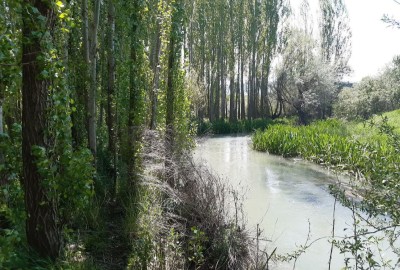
194, 135, 354, 269
252, 112, 400, 219
196, 118, 290, 135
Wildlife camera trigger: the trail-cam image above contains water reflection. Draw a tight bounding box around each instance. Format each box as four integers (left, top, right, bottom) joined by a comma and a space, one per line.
194, 135, 351, 270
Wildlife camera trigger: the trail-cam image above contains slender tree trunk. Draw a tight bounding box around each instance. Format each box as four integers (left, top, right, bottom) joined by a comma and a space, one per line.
209, 59, 215, 121
128, 43, 138, 191
221, 55, 226, 119
83, 0, 101, 156
165, 21, 177, 187
90, 0, 100, 155
236, 53, 241, 120
220, 7, 226, 120
229, 63, 235, 122
215, 43, 220, 120
107, 0, 117, 196
22, 1, 61, 259
150, 22, 162, 130
228, 0, 237, 122
240, 43, 245, 120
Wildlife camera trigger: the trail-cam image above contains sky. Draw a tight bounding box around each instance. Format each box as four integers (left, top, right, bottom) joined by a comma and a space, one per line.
298, 0, 400, 81
345, 0, 400, 81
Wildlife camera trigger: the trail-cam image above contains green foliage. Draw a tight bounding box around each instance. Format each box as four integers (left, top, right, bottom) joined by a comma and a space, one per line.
0, 124, 24, 269
334, 57, 400, 120
33, 13, 94, 225
197, 118, 282, 135
187, 226, 207, 267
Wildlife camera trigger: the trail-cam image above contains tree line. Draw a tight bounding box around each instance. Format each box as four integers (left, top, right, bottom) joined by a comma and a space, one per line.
1, 0, 189, 261
187, 0, 351, 124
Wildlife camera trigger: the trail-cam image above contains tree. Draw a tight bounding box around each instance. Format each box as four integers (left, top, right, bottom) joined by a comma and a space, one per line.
127, 0, 147, 191
107, 0, 117, 196
165, 0, 185, 184
21, 0, 61, 259
260, 0, 285, 118
274, 27, 336, 124
319, 0, 351, 79
82, 0, 101, 156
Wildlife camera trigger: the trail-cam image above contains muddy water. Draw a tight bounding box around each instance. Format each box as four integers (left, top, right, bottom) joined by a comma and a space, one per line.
194, 135, 354, 269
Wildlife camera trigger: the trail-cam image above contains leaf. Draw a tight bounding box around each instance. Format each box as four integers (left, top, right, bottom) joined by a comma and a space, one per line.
31, 7, 40, 14
56, 1, 64, 8
38, 15, 46, 22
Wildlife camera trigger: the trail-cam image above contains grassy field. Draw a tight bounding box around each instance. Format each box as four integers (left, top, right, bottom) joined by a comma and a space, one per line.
344, 109, 400, 140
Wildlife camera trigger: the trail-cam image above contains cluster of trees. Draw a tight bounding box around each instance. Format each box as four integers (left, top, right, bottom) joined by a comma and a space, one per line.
0, 0, 359, 265
186, 0, 287, 121
187, 0, 351, 124
335, 57, 400, 120
0, 0, 189, 261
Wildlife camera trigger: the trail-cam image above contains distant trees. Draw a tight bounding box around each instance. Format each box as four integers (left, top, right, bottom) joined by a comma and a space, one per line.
267, 0, 349, 124
319, 0, 351, 79
187, 0, 351, 124
335, 57, 400, 120
187, 0, 287, 121
273, 27, 336, 124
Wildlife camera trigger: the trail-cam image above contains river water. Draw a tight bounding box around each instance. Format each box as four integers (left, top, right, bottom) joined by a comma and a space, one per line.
194, 135, 356, 269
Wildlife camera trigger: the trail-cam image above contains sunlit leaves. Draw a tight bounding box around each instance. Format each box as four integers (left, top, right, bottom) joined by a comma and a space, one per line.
55, 1, 64, 8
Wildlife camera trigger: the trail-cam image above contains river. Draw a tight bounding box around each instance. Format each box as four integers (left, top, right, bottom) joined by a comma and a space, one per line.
194, 135, 359, 270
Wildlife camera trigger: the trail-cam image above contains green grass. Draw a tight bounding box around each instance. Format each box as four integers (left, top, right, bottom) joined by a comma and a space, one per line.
252, 110, 400, 220
346, 109, 400, 139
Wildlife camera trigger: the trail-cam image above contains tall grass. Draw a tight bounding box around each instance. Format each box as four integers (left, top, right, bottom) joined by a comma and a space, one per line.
252, 117, 400, 219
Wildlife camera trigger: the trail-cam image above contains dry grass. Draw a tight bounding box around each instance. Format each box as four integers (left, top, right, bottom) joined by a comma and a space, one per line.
126, 130, 268, 269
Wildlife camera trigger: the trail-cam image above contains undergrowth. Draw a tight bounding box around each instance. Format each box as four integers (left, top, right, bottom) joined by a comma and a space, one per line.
124, 130, 268, 270
196, 118, 291, 135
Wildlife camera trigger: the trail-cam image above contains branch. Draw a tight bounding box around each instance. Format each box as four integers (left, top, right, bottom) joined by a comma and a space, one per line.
382, 14, 400, 28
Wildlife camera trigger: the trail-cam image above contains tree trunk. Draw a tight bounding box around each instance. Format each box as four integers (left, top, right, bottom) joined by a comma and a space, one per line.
150, 22, 162, 130
209, 59, 215, 121
128, 44, 138, 191
83, 0, 101, 156
236, 53, 241, 120
220, 7, 226, 120
165, 0, 184, 186
221, 56, 226, 119
165, 24, 176, 187
215, 44, 220, 120
229, 3, 236, 122
22, 1, 61, 259
107, 0, 117, 196
229, 64, 235, 122
240, 43, 245, 120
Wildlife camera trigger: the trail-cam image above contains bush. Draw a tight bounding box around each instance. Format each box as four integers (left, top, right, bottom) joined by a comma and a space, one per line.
196, 118, 279, 135
125, 130, 265, 270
